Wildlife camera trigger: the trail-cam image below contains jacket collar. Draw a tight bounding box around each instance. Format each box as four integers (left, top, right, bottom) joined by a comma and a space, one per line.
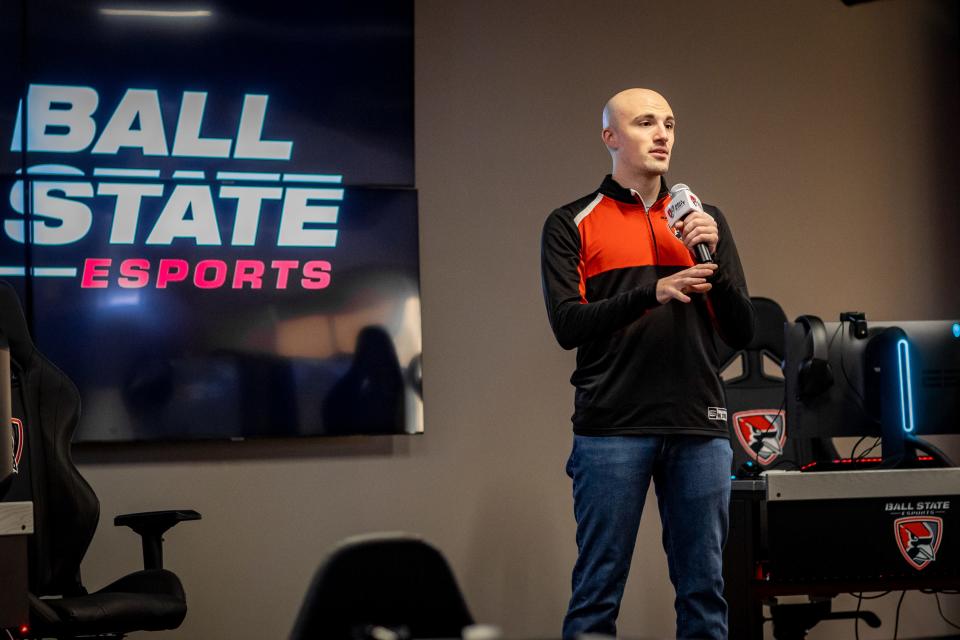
599, 174, 669, 206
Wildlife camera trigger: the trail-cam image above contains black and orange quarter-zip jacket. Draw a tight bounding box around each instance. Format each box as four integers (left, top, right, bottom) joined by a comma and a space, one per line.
541, 175, 756, 438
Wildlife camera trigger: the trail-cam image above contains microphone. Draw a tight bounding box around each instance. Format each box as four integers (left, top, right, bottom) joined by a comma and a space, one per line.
665, 183, 713, 263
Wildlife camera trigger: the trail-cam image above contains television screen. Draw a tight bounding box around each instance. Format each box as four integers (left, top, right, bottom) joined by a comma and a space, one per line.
0, 1, 421, 441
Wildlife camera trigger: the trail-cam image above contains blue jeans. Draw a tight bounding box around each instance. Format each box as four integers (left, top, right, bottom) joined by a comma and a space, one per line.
563, 435, 732, 640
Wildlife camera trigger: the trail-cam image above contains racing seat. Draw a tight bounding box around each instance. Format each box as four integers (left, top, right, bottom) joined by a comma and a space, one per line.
290, 532, 474, 640
0, 281, 200, 639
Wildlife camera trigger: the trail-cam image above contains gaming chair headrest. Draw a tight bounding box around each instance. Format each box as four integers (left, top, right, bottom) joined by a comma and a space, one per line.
0, 281, 35, 366
716, 296, 788, 368
746, 297, 788, 357
796, 314, 834, 401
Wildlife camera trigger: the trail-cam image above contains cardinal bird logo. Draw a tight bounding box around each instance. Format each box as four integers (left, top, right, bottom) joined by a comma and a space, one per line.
733, 410, 786, 466
10, 417, 23, 473
895, 517, 943, 571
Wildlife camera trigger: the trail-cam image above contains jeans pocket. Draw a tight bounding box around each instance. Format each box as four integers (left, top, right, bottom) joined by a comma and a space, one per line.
565, 437, 577, 479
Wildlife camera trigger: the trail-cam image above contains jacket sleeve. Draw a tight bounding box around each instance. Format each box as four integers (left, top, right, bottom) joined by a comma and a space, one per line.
540, 209, 658, 350
704, 205, 755, 349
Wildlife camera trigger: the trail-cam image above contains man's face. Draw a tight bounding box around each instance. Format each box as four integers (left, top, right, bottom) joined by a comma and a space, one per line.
603, 90, 675, 177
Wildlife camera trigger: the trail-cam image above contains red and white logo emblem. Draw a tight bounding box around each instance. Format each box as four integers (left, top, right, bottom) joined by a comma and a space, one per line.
10, 417, 24, 474
895, 516, 942, 571
733, 410, 785, 466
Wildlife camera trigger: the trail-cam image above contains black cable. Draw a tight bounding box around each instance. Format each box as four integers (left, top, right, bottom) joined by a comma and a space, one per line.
751, 396, 793, 470
850, 435, 868, 459
855, 592, 863, 640
848, 433, 881, 460
827, 321, 842, 350
836, 320, 879, 424
893, 590, 906, 639
851, 591, 891, 640
829, 322, 882, 458
934, 593, 960, 631
856, 438, 882, 460
771, 395, 785, 430
765, 457, 801, 471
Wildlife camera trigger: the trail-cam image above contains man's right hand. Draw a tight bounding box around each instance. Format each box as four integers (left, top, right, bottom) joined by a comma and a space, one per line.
655, 263, 717, 304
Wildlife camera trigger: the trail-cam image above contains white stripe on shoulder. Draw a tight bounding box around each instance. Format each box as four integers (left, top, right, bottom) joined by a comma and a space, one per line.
573, 193, 605, 226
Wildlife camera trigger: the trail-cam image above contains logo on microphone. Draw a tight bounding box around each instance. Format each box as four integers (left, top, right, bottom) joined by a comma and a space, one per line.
665, 185, 702, 228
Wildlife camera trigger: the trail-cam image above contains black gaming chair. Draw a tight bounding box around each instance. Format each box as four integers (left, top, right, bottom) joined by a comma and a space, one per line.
290, 532, 474, 640
0, 281, 200, 639
717, 296, 837, 474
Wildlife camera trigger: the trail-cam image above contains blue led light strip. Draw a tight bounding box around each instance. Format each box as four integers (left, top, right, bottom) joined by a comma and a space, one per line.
896, 338, 915, 433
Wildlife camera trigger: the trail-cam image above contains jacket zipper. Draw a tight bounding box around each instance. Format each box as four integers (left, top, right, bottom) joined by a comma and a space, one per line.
643, 208, 660, 265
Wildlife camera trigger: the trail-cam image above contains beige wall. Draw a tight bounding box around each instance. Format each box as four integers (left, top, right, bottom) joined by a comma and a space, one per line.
74, 1, 959, 638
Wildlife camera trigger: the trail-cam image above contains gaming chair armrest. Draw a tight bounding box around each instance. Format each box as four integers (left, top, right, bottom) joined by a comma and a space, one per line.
114, 510, 201, 570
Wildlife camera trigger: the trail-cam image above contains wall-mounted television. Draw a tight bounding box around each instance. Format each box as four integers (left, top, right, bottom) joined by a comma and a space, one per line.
0, 1, 421, 441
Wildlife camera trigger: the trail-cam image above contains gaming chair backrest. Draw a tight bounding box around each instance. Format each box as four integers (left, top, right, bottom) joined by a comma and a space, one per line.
291, 533, 474, 639
718, 297, 838, 471
0, 281, 99, 596
717, 297, 790, 470
717, 296, 787, 387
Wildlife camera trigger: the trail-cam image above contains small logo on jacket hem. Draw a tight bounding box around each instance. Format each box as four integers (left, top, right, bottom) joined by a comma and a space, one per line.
708, 407, 728, 422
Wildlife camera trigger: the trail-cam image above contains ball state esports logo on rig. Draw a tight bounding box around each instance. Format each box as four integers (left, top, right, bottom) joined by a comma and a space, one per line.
894, 516, 943, 571
733, 409, 786, 466
886, 498, 950, 572
2, 84, 343, 290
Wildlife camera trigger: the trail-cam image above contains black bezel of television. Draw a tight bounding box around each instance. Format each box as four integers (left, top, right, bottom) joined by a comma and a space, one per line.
784, 316, 960, 466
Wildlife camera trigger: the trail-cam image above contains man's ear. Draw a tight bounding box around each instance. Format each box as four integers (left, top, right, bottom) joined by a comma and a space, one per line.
601, 127, 618, 151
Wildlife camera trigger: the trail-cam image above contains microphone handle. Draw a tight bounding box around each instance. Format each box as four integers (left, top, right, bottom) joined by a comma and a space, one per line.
694, 243, 713, 264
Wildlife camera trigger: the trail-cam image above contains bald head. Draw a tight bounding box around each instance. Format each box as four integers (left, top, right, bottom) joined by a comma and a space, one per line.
602, 88, 672, 130
601, 88, 676, 188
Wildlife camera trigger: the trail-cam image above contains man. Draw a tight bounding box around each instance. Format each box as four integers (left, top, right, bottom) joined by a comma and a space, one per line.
540, 88, 755, 639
